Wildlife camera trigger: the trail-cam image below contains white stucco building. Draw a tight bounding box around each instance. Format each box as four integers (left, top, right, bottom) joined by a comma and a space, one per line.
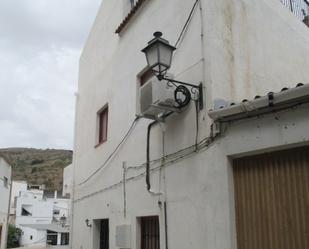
72, 1, 309, 249
15, 187, 70, 247
9, 181, 27, 224
63, 164, 73, 198
0, 156, 12, 249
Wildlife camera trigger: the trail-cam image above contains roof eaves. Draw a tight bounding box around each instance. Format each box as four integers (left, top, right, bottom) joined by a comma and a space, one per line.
208, 83, 309, 122
115, 0, 147, 34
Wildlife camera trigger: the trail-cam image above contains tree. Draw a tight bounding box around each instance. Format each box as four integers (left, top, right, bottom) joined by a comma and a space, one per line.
7, 224, 22, 248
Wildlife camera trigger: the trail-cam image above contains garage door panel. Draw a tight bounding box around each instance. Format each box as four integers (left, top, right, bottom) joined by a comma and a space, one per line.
233, 147, 309, 249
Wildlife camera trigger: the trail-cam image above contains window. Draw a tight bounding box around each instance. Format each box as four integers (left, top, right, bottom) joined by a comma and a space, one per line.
3, 177, 8, 188
30, 235, 33, 240
140, 216, 160, 249
21, 205, 32, 216
97, 105, 108, 146
53, 210, 60, 215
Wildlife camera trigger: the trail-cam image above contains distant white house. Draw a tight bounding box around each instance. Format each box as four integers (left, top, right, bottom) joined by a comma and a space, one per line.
9, 180, 27, 224
62, 164, 73, 197
15, 186, 70, 247
0, 156, 12, 249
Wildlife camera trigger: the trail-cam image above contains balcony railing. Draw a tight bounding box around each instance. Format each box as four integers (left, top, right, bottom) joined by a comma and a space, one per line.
280, 0, 309, 21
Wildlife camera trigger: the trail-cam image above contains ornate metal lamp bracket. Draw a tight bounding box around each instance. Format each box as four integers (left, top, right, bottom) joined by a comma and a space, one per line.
158, 75, 204, 110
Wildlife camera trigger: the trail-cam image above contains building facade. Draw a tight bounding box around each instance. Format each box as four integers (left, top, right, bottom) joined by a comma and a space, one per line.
72, 0, 309, 249
0, 156, 12, 249
15, 186, 70, 247
9, 181, 28, 225
63, 164, 73, 198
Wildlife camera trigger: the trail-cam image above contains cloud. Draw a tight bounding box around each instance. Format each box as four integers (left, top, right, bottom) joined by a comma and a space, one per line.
0, 0, 101, 149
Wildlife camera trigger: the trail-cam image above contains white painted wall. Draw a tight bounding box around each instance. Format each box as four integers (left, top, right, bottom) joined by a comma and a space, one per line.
15, 188, 71, 247
63, 164, 73, 197
10, 181, 27, 217
16, 190, 53, 246
19, 227, 46, 247
0, 157, 12, 249
48, 198, 70, 225
72, 0, 309, 248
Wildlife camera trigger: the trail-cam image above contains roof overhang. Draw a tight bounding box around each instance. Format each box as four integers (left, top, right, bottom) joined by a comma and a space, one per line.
20, 223, 70, 233
208, 83, 309, 122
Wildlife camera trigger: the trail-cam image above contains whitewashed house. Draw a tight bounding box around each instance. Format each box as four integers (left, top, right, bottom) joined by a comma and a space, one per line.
0, 156, 12, 249
63, 164, 73, 198
15, 186, 70, 247
9, 180, 27, 224
72, 1, 309, 249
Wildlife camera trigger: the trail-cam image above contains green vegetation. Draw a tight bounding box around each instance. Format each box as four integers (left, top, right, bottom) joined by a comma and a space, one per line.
0, 148, 72, 191
7, 224, 22, 248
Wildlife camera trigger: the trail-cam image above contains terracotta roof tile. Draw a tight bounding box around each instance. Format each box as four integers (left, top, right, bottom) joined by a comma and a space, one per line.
115, 0, 147, 34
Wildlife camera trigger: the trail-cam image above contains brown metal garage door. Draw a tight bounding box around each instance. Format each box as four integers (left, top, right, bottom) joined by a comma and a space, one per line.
233, 146, 309, 249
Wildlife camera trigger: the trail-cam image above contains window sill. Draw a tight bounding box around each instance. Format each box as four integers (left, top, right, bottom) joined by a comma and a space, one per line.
95, 140, 107, 148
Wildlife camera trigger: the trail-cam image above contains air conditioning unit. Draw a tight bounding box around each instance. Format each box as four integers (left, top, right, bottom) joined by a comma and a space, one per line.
139, 76, 180, 120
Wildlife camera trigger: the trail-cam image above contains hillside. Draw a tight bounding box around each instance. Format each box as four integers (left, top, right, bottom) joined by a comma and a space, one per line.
0, 148, 72, 191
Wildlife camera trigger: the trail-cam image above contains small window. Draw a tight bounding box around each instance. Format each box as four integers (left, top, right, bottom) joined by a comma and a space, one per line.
97, 105, 108, 146
140, 216, 160, 249
21, 205, 32, 216
53, 210, 60, 215
3, 177, 8, 188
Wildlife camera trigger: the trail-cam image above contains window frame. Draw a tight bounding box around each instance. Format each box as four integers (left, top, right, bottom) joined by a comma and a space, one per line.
96, 105, 109, 147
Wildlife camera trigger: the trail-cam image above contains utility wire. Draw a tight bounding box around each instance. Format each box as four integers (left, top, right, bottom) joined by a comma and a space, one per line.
175, 0, 200, 48
74, 132, 220, 203
77, 117, 140, 186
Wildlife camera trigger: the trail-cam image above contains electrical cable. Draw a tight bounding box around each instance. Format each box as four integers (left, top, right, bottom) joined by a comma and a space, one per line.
146, 120, 158, 191
174, 0, 200, 48
77, 117, 140, 186
174, 85, 191, 108
145, 111, 174, 192
74, 130, 221, 203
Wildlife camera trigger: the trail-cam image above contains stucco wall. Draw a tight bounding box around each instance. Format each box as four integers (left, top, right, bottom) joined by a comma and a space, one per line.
72, 0, 309, 248
63, 164, 73, 197
0, 157, 11, 249
204, 0, 309, 104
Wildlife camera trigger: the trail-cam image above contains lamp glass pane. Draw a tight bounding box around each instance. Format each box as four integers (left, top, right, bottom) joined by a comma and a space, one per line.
145, 44, 158, 69
158, 43, 173, 68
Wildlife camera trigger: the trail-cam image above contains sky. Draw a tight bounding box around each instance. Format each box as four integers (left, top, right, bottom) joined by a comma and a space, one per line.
0, 0, 102, 150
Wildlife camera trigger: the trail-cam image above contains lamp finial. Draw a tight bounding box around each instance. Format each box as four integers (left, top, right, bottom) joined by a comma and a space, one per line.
153, 31, 162, 38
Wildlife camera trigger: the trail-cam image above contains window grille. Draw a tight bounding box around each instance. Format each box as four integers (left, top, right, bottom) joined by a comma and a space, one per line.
141, 216, 160, 249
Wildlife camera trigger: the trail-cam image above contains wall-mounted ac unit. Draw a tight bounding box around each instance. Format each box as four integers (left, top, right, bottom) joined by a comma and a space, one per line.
139, 76, 180, 120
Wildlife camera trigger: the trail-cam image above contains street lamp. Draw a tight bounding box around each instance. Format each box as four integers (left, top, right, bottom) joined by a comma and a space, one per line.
141, 31, 176, 80
142, 32, 203, 109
